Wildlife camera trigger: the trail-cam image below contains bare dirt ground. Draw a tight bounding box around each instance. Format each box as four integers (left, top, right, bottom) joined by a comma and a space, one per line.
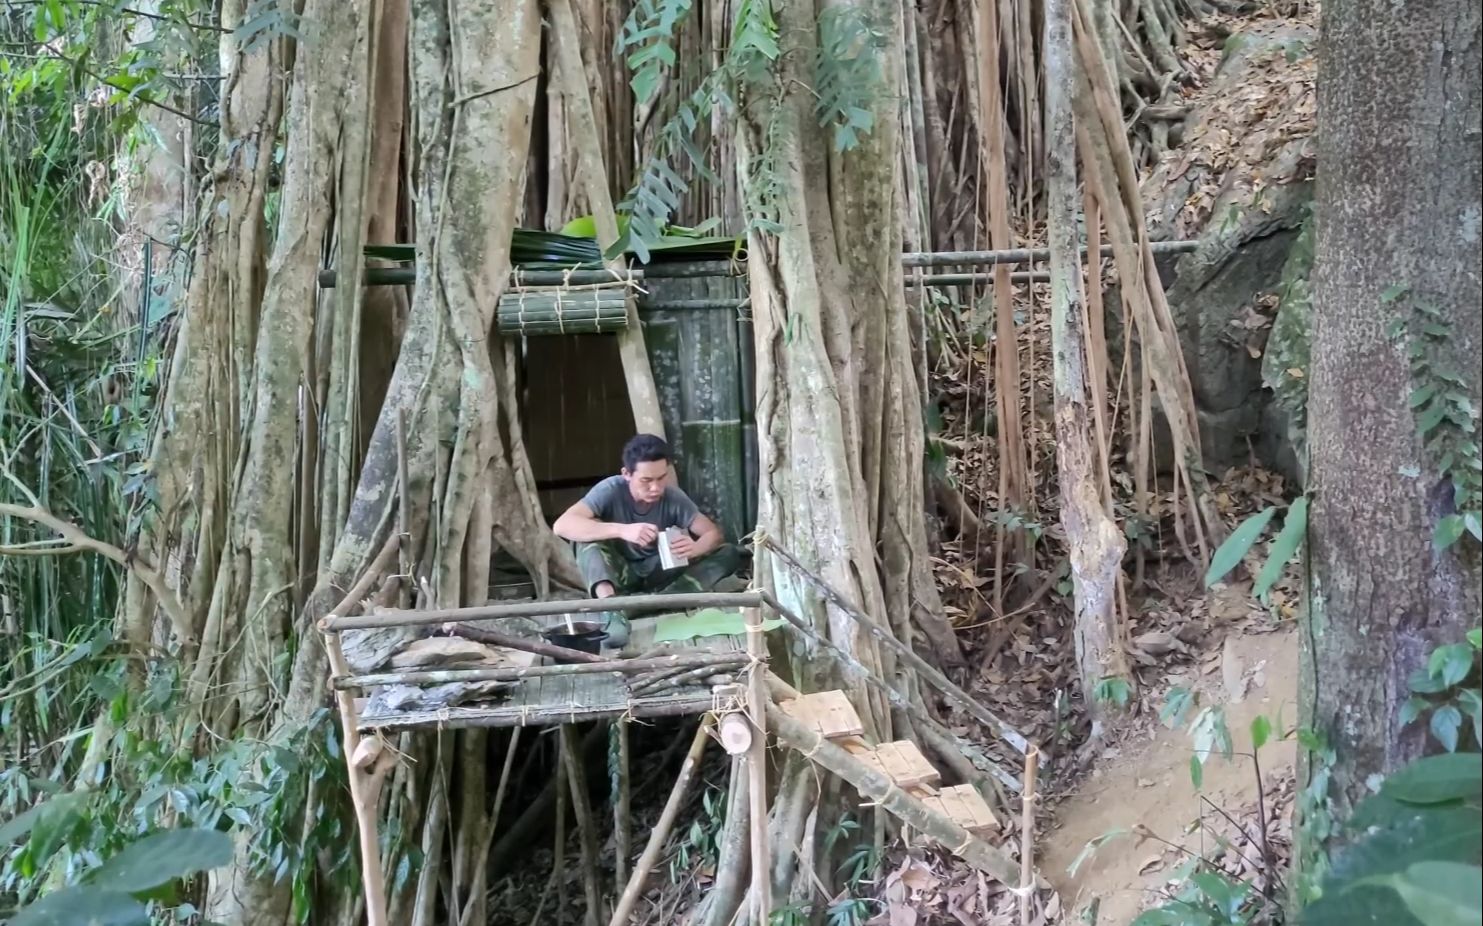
1040, 618, 1299, 923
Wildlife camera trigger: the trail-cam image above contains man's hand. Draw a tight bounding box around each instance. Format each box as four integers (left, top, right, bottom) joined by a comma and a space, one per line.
620, 522, 659, 547
669, 532, 698, 560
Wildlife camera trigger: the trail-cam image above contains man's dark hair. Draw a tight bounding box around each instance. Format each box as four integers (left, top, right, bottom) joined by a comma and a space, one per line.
622, 433, 671, 472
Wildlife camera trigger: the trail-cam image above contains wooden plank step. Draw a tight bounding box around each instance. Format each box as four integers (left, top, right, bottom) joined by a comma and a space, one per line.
860, 740, 940, 789
777, 690, 865, 740
833, 735, 874, 756
920, 784, 1000, 835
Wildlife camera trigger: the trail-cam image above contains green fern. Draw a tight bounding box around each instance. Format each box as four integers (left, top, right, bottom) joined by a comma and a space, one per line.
813, 7, 887, 152
619, 0, 695, 105
1385, 287, 1483, 550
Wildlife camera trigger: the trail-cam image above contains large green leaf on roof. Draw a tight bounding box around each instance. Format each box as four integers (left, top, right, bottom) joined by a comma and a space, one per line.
362, 221, 743, 271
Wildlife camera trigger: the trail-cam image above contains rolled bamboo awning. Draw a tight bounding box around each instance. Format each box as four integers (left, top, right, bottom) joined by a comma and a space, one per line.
495, 283, 630, 335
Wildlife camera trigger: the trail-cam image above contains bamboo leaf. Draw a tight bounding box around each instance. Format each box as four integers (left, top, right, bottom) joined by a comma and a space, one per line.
1204, 506, 1278, 588
1254, 496, 1308, 597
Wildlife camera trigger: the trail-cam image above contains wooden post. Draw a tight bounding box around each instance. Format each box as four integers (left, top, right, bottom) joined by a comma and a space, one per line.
1019, 746, 1041, 926
608, 718, 713, 926
613, 721, 632, 894
314, 533, 401, 926
545, 0, 666, 437
560, 724, 604, 926
743, 606, 772, 924
324, 631, 391, 926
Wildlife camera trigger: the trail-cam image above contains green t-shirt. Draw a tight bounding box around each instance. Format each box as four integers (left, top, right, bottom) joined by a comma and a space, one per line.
581, 475, 701, 570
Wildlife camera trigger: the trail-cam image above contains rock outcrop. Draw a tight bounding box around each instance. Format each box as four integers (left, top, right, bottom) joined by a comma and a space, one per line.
1131, 17, 1317, 484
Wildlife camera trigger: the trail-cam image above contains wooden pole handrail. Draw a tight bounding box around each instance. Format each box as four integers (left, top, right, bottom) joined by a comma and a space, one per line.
335, 651, 750, 689
319, 590, 766, 631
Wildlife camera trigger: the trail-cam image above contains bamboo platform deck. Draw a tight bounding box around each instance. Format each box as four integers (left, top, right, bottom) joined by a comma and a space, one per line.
354, 611, 752, 732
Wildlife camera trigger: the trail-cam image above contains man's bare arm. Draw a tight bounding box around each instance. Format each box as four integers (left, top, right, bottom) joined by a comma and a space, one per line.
553, 502, 625, 543
685, 512, 725, 557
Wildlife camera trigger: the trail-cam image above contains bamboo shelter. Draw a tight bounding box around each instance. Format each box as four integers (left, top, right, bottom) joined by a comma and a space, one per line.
319, 560, 1038, 926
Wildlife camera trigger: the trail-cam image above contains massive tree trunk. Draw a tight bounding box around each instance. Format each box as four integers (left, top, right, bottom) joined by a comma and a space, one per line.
717, 0, 962, 917
1299, 0, 1481, 863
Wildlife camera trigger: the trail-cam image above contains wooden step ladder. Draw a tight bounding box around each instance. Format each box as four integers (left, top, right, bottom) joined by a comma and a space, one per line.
773, 690, 1015, 882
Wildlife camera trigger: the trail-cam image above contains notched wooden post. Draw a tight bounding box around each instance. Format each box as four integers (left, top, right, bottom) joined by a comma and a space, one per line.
743, 605, 772, 924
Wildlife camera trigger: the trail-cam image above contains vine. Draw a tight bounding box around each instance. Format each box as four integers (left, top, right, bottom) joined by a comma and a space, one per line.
1384, 283, 1483, 550
619, 0, 695, 106
812, 7, 887, 152
614, 0, 891, 257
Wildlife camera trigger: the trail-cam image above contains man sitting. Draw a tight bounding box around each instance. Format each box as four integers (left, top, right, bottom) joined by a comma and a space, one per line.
553, 434, 743, 647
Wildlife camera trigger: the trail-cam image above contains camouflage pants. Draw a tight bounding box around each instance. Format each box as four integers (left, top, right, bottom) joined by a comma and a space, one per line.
575, 541, 744, 601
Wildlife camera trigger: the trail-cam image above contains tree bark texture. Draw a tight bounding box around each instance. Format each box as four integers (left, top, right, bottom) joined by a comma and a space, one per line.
1046, 0, 1129, 715
200, 0, 379, 920
1302, 0, 1480, 841
728, 0, 965, 914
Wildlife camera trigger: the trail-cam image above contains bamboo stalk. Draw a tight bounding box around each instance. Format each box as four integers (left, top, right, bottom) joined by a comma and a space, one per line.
458, 728, 522, 926
901, 239, 1197, 267
362, 693, 725, 731
554, 749, 568, 917
757, 541, 1030, 755
1019, 746, 1041, 926
626, 665, 694, 692
629, 662, 735, 694
323, 590, 764, 630
743, 607, 772, 925
500, 326, 626, 335
441, 623, 606, 663
394, 409, 412, 609
766, 703, 1022, 885
496, 308, 629, 319
497, 312, 630, 323
338, 651, 749, 689
496, 312, 629, 322
607, 718, 713, 926
315, 243, 1201, 289
905, 270, 1048, 286
613, 721, 631, 894
325, 632, 391, 926
561, 724, 604, 926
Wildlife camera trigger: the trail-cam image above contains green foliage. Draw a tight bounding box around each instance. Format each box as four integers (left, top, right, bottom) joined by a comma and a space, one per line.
620, 0, 696, 105
1297, 632, 1483, 917
1204, 506, 1278, 587
1254, 497, 1307, 598
1204, 497, 1308, 605
234, 0, 305, 55
1300, 753, 1482, 926
616, 0, 892, 256
611, 0, 781, 260
1133, 693, 1292, 923
1400, 629, 1482, 754
1131, 866, 1258, 926
1386, 289, 1483, 552
0, 709, 361, 924
812, 8, 887, 152
4, 827, 233, 925
667, 784, 726, 884
1093, 677, 1133, 708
